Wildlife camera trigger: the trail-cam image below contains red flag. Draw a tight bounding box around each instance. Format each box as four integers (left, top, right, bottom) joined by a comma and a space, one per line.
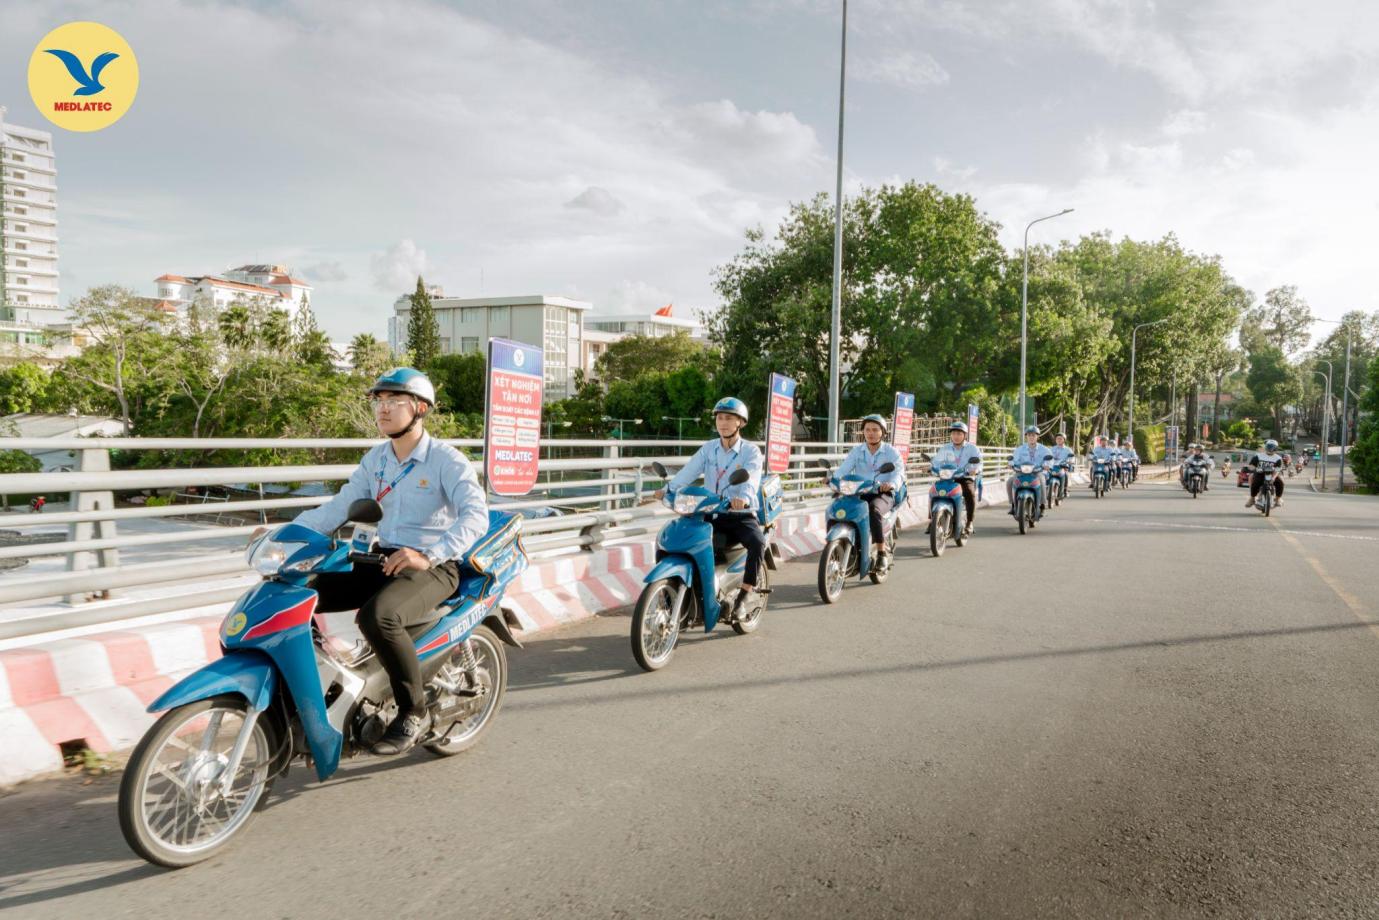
654, 303, 673, 317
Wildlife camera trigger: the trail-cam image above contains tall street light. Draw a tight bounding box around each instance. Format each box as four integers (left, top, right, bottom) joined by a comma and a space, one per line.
1128, 317, 1169, 446
1019, 208, 1074, 431
1311, 317, 1359, 490
1316, 361, 1333, 489
826, 0, 848, 447
662, 415, 697, 443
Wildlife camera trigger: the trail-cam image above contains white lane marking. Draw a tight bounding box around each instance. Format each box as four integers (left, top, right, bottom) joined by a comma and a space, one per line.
1082, 518, 1379, 542
1270, 518, 1375, 627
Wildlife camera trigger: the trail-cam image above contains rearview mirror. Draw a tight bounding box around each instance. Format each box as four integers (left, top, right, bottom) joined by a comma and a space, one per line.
651, 461, 669, 480
728, 468, 751, 486
877, 462, 895, 474
347, 498, 384, 524
919, 452, 931, 462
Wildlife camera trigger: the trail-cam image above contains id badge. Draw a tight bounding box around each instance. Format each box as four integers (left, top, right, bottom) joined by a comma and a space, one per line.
351, 523, 378, 553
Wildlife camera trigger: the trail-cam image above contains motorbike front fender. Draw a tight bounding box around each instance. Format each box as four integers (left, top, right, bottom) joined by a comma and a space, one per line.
148, 650, 277, 714
643, 555, 695, 587
826, 521, 857, 544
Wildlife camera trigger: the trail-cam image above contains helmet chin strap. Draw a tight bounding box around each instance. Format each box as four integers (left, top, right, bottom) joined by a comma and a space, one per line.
387, 406, 428, 439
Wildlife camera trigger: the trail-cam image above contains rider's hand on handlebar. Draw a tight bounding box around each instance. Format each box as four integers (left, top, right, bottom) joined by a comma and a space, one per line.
730, 497, 749, 511
382, 547, 432, 576
878, 482, 893, 493
653, 488, 666, 500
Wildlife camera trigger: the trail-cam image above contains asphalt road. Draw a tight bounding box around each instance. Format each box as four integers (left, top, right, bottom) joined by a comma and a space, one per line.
3, 475, 1378, 919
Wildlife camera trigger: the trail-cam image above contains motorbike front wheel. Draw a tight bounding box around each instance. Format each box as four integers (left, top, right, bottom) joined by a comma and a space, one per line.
929, 509, 949, 557
632, 579, 687, 671
1018, 497, 1033, 534
425, 626, 507, 757
118, 695, 277, 868
818, 538, 850, 603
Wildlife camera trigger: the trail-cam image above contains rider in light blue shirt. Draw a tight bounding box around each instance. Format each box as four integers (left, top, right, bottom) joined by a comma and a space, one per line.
1049, 432, 1075, 466
930, 421, 982, 535
1007, 426, 1052, 514
838, 414, 906, 562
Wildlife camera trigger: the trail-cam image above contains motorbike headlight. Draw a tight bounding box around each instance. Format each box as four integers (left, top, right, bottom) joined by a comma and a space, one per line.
283, 554, 327, 574
840, 480, 861, 495
939, 468, 954, 480
673, 493, 702, 516
246, 539, 307, 576
1019, 464, 1034, 474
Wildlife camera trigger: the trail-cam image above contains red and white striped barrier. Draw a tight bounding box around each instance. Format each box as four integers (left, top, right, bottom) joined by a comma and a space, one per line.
0, 504, 836, 785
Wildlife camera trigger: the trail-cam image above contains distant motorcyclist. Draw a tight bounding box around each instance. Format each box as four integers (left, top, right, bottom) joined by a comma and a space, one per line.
930, 421, 982, 535
836, 414, 906, 566
1245, 439, 1286, 508
1180, 443, 1214, 491
1007, 426, 1053, 517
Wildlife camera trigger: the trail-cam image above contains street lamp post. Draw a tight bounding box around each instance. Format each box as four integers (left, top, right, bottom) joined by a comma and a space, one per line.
1129, 317, 1169, 446
826, 0, 848, 447
1339, 333, 1353, 491
1019, 208, 1074, 431
1315, 363, 1333, 489
601, 416, 642, 441
661, 415, 697, 445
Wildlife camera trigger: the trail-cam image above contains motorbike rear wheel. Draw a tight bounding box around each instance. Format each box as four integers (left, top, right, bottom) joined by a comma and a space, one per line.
632, 579, 686, 671
118, 695, 277, 868
869, 528, 897, 584
929, 508, 949, 557
818, 538, 850, 603
424, 626, 507, 757
731, 565, 768, 635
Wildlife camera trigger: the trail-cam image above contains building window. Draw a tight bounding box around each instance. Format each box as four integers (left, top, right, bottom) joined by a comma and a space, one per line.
460, 307, 481, 323
439, 336, 451, 352
14, 206, 25, 215
15, 259, 27, 268
488, 305, 508, 322
10, 153, 24, 163
12, 188, 24, 198
14, 241, 25, 251
16, 295, 28, 303
12, 171, 24, 180
16, 277, 28, 286
14, 224, 26, 233
460, 336, 479, 353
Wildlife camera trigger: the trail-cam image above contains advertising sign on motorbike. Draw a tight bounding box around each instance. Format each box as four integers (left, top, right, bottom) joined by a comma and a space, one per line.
967, 403, 979, 445
765, 372, 797, 474
892, 391, 915, 460
484, 337, 544, 496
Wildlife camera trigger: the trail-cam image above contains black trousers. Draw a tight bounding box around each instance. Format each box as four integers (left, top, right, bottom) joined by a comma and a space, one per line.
865, 493, 896, 545
711, 516, 766, 588
959, 479, 977, 523
1249, 472, 1284, 499
313, 555, 461, 716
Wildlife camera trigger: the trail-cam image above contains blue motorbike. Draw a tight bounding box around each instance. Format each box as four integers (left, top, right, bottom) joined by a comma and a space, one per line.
117, 498, 526, 867
1011, 462, 1044, 534
817, 463, 907, 602
631, 462, 782, 671
1046, 459, 1071, 507
927, 462, 977, 557
1091, 458, 1111, 498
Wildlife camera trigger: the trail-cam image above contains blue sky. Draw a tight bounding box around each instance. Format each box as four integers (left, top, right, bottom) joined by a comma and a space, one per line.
4, 0, 1376, 341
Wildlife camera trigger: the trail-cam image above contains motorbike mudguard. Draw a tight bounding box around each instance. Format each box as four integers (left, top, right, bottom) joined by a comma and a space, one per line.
643, 555, 722, 632
148, 650, 278, 714
486, 612, 524, 648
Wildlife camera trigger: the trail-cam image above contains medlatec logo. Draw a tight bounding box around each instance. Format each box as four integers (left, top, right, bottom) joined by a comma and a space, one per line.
28, 22, 139, 132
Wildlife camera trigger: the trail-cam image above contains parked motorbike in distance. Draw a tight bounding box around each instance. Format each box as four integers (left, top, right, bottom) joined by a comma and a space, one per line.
817, 462, 907, 602
118, 498, 525, 867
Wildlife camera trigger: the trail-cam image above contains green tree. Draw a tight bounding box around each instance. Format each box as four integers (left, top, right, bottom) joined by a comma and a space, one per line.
1241, 285, 1313, 356
1246, 346, 1301, 437
406, 277, 442, 369
595, 331, 709, 381
291, 297, 334, 367
427, 352, 486, 414
348, 333, 393, 379
1347, 356, 1379, 490
60, 285, 177, 433
0, 362, 50, 414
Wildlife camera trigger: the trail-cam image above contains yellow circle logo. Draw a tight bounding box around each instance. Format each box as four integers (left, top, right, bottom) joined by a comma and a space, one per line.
28, 22, 139, 132
225, 612, 248, 637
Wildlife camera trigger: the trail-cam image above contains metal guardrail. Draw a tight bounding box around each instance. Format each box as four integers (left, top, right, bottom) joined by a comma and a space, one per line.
0, 436, 1014, 639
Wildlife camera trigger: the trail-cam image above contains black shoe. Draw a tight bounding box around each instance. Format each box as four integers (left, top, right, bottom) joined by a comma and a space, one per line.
372, 711, 431, 756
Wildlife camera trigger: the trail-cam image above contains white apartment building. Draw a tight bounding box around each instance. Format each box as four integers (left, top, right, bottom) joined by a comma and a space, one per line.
585, 311, 702, 339
389, 291, 589, 398
1, 107, 63, 330
154, 264, 311, 312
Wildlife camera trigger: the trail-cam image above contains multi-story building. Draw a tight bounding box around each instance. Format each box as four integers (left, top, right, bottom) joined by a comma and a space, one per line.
1, 107, 63, 330
154, 264, 311, 313
389, 290, 589, 398
585, 310, 702, 340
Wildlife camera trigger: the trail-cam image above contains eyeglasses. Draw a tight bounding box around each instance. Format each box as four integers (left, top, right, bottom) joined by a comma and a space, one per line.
370, 397, 414, 411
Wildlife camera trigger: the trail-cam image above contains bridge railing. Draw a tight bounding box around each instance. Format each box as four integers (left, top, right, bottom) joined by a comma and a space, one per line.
0, 437, 1013, 639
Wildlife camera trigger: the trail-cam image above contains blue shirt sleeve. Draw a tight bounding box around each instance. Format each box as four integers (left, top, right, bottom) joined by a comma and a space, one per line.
420, 453, 490, 564
291, 451, 376, 535
667, 443, 710, 494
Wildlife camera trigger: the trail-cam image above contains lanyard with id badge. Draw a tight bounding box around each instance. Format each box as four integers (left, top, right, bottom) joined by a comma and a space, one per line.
350, 458, 417, 564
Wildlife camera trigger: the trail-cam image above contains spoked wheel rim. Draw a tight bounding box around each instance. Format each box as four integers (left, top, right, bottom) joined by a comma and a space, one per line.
132, 704, 271, 858
931, 510, 948, 556
734, 568, 768, 632
640, 582, 682, 665
430, 631, 504, 750
822, 540, 849, 601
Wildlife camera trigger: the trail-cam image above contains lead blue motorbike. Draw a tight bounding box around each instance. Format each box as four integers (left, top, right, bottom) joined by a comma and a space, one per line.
1011, 462, 1044, 534
631, 462, 782, 671
817, 462, 907, 602
927, 462, 977, 557
1091, 457, 1111, 498
117, 498, 526, 867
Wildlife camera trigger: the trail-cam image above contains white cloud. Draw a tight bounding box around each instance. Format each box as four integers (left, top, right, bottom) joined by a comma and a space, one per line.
1162, 109, 1208, 137
602, 280, 677, 314
854, 51, 950, 89
565, 186, 625, 217
370, 240, 431, 293
302, 261, 348, 282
